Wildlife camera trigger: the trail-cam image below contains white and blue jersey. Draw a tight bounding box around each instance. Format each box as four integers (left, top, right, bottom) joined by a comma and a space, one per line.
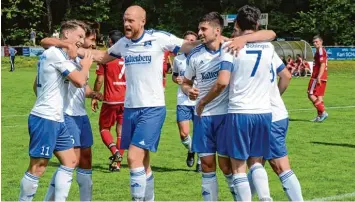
108, 30, 184, 152
185, 44, 233, 155
173, 54, 196, 122
267, 52, 289, 159
108, 29, 184, 108
29, 47, 78, 158
223, 42, 276, 160
185, 44, 232, 116
63, 57, 93, 148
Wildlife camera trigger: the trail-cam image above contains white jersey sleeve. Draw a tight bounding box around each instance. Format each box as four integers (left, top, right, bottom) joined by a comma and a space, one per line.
152, 30, 184, 55
172, 57, 179, 74
108, 38, 124, 58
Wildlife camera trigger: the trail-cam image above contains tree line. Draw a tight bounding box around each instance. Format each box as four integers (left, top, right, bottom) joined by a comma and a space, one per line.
2, 0, 354, 46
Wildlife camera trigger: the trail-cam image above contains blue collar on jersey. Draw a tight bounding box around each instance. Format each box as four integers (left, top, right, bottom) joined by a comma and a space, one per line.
131, 30, 146, 43
204, 43, 222, 55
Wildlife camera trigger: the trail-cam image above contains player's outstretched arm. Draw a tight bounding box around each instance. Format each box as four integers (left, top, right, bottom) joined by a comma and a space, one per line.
67, 50, 93, 88
40, 37, 78, 59
77, 48, 116, 64
225, 30, 276, 54
278, 68, 292, 95
196, 70, 231, 116
180, 40, 203, 54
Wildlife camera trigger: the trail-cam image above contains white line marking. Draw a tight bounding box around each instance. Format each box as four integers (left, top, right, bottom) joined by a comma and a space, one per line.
2, 105, 355, 118
311, 191, 355, 201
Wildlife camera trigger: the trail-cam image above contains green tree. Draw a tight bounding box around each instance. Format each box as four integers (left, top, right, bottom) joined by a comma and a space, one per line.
291, 0, 355, 45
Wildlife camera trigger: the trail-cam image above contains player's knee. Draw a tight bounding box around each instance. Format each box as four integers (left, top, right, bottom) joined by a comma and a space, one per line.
200, 159, 216, 172
28, 159, 48, 177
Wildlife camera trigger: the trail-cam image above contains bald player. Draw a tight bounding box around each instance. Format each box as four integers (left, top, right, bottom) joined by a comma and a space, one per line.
73, 6, 276, 201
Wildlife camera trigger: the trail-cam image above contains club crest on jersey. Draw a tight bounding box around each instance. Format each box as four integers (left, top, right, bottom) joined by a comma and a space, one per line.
144, 41, 152, 47
125, 44, 129, 48
124, 54, 152, 65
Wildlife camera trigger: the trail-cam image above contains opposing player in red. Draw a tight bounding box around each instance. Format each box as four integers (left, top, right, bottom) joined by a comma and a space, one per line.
286, 55, 296, 75
92, 30, 126, 171
163, 51, 173, 88
308, 35, 328, 122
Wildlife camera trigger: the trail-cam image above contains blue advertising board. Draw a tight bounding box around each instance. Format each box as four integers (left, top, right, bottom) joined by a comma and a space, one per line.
23, 47, 30, 56
312, 47, 355, 60
29, 47, 45, 57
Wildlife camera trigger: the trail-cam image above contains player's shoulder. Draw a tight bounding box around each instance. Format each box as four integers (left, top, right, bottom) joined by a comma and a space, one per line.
175, 53, 187, 61
187, 44, 205, 61
44, 46, 69, 61
145, 29, 175, 38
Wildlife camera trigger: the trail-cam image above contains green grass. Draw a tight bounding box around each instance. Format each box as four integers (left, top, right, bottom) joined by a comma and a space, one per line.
2, 57, 355, 201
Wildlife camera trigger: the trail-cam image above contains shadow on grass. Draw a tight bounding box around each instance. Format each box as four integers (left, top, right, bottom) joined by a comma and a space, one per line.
289, 118, 311, 122
311, 141, 355, 149
47, 162, 197, 174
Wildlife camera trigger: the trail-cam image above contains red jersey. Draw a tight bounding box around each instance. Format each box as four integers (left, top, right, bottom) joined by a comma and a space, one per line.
312, 47, 328, 80
96, 58, 126, 104
287, 58, 294, 65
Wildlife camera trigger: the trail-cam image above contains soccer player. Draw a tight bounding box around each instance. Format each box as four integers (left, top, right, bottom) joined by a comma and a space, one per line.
295, 54, 303, 77
19, 20, 92, 201
92, 30, 126, 172
172, 30, 200, 170
163, 50, 172, 88
246, 52, 304, 201
199, 6, 276, 201
40, 21, 101, 201
308, 35, 328, 122
181, 12, 236, 201
286, 55, 296, 74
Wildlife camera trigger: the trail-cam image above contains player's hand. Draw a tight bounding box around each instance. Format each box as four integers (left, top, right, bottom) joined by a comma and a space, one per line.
316, 77, 321, 85
188, 87, 199, 100
224, 36, 247, 56
80, 50, 93, 68
91, 98, 99, 112
196, 101, 205, 117
67, 43, 78, 59
91, 91, 103, 101
176, 76, 184, 85
221, 35, 230, 43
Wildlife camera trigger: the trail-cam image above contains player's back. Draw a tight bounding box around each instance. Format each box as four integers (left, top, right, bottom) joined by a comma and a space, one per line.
228, 42, 274, 114
31, 47, 76, 122
100, 58, 126, 104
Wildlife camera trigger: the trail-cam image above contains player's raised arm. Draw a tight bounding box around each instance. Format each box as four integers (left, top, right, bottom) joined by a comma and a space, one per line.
226, 29, 276, 54
40, 37, 78, 59
65, 50, 93, 88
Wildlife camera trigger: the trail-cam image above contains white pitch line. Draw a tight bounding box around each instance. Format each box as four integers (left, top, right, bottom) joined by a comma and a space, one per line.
311, 191, 355, 201
2, 105, 355, 118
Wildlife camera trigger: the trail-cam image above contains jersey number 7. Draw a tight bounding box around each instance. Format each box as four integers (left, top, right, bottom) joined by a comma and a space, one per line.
246, 50, 262, 77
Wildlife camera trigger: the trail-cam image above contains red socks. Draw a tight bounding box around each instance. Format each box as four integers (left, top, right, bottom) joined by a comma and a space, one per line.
314, 100, 325, 116
100, 130, 118, 155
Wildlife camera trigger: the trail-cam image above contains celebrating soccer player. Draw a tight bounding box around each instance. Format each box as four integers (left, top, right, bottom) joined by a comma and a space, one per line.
19, 20, 93, 201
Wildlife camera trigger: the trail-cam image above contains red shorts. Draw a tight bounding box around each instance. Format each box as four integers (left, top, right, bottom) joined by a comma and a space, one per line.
308, 78, 327, 96
99, 103, 124, 130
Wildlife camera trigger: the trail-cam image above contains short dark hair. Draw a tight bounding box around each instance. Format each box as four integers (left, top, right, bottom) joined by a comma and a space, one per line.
296, 54, 301, 57
313, 35, 323, 41
183, 31, 198, 39
83, 21, 100, 37
200, 12, 224, 31
109, 30, 123, 44
235, 5, 261, 31
60, 20, 87, 35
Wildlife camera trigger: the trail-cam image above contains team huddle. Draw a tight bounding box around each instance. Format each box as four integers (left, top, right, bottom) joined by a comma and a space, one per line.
19, 4, 328, 202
